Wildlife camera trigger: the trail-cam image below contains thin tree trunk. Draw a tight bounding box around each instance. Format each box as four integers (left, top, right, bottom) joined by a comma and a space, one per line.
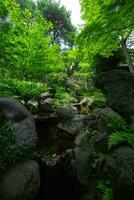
120, 38, 134, 73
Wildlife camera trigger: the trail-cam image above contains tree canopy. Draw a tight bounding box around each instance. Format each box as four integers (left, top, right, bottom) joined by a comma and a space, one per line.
0, 0, 65, 82
78, 0, 134, 72
37, 0, 76, 46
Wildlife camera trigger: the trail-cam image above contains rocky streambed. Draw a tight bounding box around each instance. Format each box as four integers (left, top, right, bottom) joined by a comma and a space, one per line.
1, 70, 134, 200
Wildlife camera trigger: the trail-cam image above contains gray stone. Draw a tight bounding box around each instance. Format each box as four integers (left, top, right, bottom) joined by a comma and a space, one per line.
39, 98, 54, 112
39, 91, 52, 99
27, 100, 39, 114
104, 147, 134, 190
57, 115, 85, 135
95, 107, 118, 151
85, 107, 120, 152
56, 107, 78, 120
95, 70, 134, 119
0, 97, 37, 148
79, 98, 94, 107
0, 160, 40, 200
64, 132, 92, 187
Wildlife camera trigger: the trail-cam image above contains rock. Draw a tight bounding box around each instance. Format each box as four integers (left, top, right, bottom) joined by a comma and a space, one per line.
95, 70, 134, 119
78, 98, 93, 115
95, 107, 118, 151
41, 154, 63, 168
39, 98, 54, 113
0, 97, 37, 148
85, 107, 120, 152
64, 133, 92, 187
56, 107, 78, 120
0, 160, 40, 200
79, 98, 93, 107
38, 150, 82, 200
27, 100, 39, 114
75, 131, 90, 148
104, 147, 134, 199
39, 90, 55, 100
71, 146, 91, 186
57, 115, 85, 135
39, 91, 52, 99
38, 90, 56, 113
34, 113, 74, 151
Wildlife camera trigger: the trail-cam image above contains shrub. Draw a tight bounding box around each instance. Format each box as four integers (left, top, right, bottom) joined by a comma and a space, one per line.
107, 113, 134, 149
0, 76, 50, 103
97, 180, 113, 200
54, 87, 77, 107
0, 120, 36, 173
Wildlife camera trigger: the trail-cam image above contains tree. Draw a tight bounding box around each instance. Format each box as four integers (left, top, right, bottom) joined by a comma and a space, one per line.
37, 0, 76, 46
79, 0, 134, 72
0, 0, 64, 81
16, 0, 36, 13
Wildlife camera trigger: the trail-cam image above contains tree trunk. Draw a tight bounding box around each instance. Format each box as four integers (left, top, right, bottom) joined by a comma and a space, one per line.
120, 38, 134, 73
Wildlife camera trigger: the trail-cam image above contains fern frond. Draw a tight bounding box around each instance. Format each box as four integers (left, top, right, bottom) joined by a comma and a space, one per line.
108, 131, 134, 149
108, 113, 127, 131
108, 131, 126, 150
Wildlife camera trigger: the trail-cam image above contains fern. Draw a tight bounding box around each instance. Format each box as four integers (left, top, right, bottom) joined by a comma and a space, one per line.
108, 113, 127, 131
107, 113, 134, 149
108, 131, 134, 150
0, 121, 36, 173
97, 180, 113, 200
108, 131, 126, 149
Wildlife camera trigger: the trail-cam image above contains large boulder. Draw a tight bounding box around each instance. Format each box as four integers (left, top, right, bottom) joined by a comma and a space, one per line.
86, 107, 118, 152
64, 131, 92, 187
0, 98, 37, 148
0, 160, 40, 200
56, 106, 86, 135
39, 90, 55, 100
26, 100, 39, 114
104, 147, 134, 199
39, 98, 54, 113
57, 115, 85, 135
38, 91, 55, 113
56, 107, 78, 120
95, 70, 134, 119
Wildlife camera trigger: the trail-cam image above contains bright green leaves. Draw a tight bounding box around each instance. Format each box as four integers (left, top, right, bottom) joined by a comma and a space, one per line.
78, 0, 134, 69
0, 0, 64, 82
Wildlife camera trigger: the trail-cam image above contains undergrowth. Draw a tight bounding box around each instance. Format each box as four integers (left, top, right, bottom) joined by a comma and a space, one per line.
108, 113, 134, 149
0, 120, 36, 173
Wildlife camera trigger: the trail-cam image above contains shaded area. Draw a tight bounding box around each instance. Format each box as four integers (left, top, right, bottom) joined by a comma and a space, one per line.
35, 114, 81, 200
35, 115, 75, 152
36, 163, 82, 200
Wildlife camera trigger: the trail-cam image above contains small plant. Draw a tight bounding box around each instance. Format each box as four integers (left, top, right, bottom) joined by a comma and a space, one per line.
0, 120, 35, 173
108, 131, 134, 150
108, 113, 127, 131
97, 180, 113, 200
54, 87, 77, 107
90, 91, 105, 102
91, 149, 109, 169
0, 76, 49, 103
107, 113, 134, 149
91, 150, 103, 169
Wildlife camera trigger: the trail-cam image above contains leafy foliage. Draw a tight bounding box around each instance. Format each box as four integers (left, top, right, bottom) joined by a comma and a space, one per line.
97, 180, 113, 200
0, 76, 50, 102
78, 0, 134, 72
91, 150, 105, 169
107, 113, 134, 149
108, 131, 134, 150
0, 120, 35, 173
37, 0, 76, 46
108, 113, 127, 132
0, 0, 64, 81
54, 87, 77, 107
